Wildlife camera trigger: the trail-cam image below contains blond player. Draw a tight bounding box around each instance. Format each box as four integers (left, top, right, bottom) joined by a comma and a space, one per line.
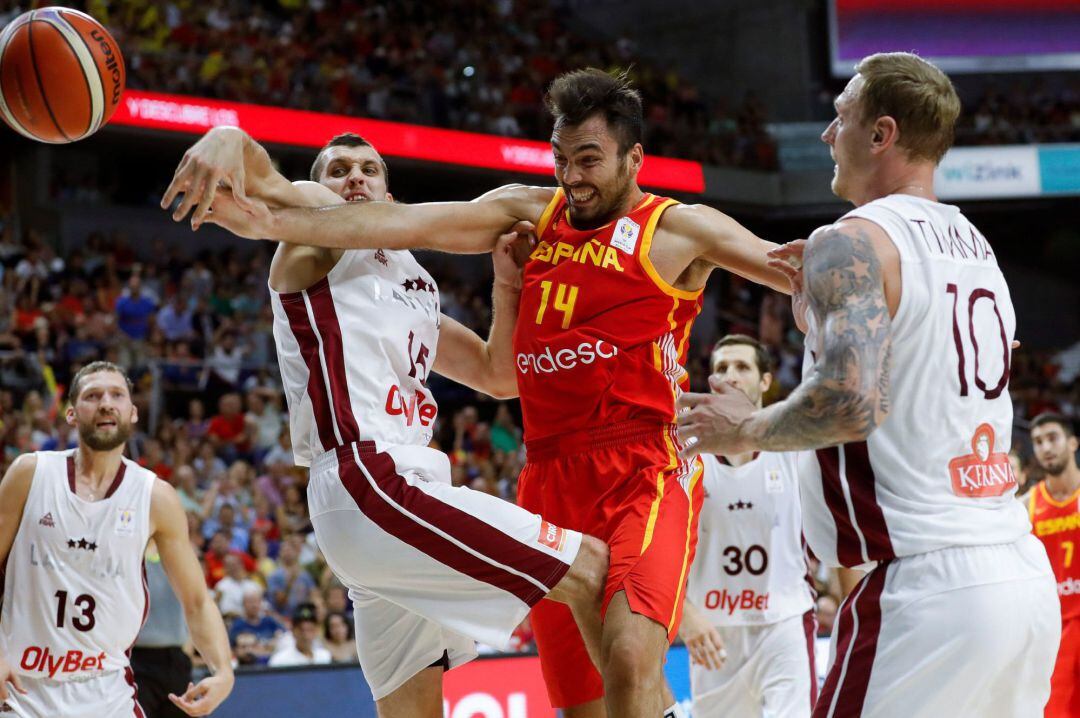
0, 362, 233, 717
677, 53, 1058, 716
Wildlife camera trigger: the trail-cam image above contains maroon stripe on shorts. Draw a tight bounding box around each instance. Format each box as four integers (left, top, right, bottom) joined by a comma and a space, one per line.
814, 566, 887, 718
305, 279, 360, 443
278, 285, 337, 451
803, 608, 819, 709
336, 446, 570, 605
843, 442, 895, 562
815, 447, 864, 567
124, 665, 146, 717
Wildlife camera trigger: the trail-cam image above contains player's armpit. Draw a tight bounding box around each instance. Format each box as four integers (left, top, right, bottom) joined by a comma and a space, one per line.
0, 454, 37, 568
664, 204, 790, 293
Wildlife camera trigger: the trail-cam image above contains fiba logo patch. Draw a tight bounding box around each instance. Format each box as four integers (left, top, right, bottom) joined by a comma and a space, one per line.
115, 508, 135, 536
611, 217, 640, 254
537, 520, 566, 552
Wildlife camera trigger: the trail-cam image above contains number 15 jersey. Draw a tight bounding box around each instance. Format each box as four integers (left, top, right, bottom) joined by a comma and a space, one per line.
798, 194, 1030, 569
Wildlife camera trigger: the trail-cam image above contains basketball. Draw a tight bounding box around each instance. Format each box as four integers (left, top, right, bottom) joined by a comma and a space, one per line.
0, 7, 125, 144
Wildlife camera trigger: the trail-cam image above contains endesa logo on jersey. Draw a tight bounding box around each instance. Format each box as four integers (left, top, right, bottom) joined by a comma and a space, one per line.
1059, 578, 1080, 597
516, 339, 617, 376
948, 423, 1016, 498
20, 646, 107, 677
384, 385, 437, 427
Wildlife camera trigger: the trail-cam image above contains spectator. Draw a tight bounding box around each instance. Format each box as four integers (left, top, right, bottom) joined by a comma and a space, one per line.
156, 293, 195, 341
207, 393, 250, 460
265, 540, 316, 617
214, 553, 263, 617
323, 612, 356, 664
268, 604, 331, 667
204, 530, 256, 588
229, 587, 285, 657
232, 630, 263, 667
114, 274, 157, 341
202, 503, 251, 553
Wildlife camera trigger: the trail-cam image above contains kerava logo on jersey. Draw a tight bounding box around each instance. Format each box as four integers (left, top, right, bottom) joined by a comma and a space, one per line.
537, 521, 566, 552
948, 423, 1016, 498
516, 339, 618, 375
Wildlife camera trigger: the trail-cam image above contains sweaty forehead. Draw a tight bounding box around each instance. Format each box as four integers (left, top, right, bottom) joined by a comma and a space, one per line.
835, 74, 864, 114
78, 371, 129, 397
321, 145, 384, 170
551, 115, 618, 153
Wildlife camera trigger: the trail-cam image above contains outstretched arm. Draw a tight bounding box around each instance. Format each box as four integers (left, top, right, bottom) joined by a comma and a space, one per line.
677, 221, 894, 455
152, 480, 234, 716
664, 204, 791, 293
433, 224, 534, 399
162, 126, 299, 226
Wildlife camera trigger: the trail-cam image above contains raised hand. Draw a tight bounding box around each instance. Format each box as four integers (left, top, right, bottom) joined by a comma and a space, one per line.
493, 220, 536, 291
767, 239, 808, 333
676, 378, 758, 459
202, 192, 275, 240
161, 127, 255, 229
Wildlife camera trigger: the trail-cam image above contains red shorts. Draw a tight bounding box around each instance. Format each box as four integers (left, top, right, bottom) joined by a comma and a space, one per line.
517, 420, 704, 709
1047, 615, 1080, 718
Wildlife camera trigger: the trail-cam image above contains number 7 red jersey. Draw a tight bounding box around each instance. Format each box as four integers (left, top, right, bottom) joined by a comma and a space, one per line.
513, 189, 703, 442
1030, 482, 1080, 621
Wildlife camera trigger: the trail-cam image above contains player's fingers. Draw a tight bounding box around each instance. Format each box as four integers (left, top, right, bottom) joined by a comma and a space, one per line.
678, 433, 701, 460
172, 177, 206, 222
161, 156, 193, 209
765, 258, 799, 280
229, 168, 255, 211
1011, 339, 1021, 350
509, 220, 536, 235
191, 173, 223, 229
676, 392, 709, 413
10, 672, 26, 695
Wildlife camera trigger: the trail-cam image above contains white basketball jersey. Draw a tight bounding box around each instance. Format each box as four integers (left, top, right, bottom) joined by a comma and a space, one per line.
799, 194, 1030, 569
271, 248, 441, 466
687, 452, 814, 626
0, 451, 153, 680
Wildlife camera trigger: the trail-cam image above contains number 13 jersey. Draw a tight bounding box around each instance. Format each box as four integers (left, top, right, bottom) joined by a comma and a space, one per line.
0, 450, 153, 681
799, 194, 1030, 569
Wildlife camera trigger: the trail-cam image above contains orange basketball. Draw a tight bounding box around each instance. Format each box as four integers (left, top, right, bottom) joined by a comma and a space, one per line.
0, 7, 125, 144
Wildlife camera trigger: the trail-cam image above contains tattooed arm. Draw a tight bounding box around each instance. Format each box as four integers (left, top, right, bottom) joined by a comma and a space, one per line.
677, 220, 896, 456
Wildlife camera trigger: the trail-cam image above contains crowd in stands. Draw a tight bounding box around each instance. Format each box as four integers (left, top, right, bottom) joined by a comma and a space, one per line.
956, 80, 1080, 147
1, 206, 1076, 666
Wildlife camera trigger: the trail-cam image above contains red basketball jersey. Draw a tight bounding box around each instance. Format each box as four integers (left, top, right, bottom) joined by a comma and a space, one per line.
1030, 481, 1080, 621
513, 189, 703, 441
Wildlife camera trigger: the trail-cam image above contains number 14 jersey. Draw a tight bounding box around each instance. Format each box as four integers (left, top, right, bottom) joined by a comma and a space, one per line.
799, 194, 1030, 569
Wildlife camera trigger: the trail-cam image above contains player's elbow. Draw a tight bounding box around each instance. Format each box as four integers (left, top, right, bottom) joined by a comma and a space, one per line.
482, 379, 519, 401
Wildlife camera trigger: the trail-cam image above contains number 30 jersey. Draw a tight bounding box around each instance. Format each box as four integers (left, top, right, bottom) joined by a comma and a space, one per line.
514, 190, 703, 442
798, 194, 1030, 569
687, 452, 814, 627
0, 450, 153, 681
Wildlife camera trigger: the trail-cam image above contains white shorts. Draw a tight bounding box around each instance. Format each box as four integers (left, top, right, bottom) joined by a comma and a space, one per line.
691, 610, 817, 718
816, 535, 1059, 718
307, 441, 582, 701
2, 670, 142, 717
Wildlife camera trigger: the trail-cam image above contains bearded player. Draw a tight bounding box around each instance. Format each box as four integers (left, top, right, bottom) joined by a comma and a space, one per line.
165, 67, 790, 717
680, 335, 816, 717
677, 52, 1058, 716
1027, 413, 1080, 717
0, 362, 234, 717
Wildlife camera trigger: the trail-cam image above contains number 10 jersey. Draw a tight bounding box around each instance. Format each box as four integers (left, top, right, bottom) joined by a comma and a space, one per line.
799, 194, 1030, 569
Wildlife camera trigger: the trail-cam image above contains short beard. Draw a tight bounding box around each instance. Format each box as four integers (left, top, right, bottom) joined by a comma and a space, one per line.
79, 420, 132, 452
1040, 457, 1070, 477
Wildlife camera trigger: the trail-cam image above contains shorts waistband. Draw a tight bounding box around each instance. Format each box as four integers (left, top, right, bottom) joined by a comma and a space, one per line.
310, 441, 379, 473
525, 420, 668, 462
